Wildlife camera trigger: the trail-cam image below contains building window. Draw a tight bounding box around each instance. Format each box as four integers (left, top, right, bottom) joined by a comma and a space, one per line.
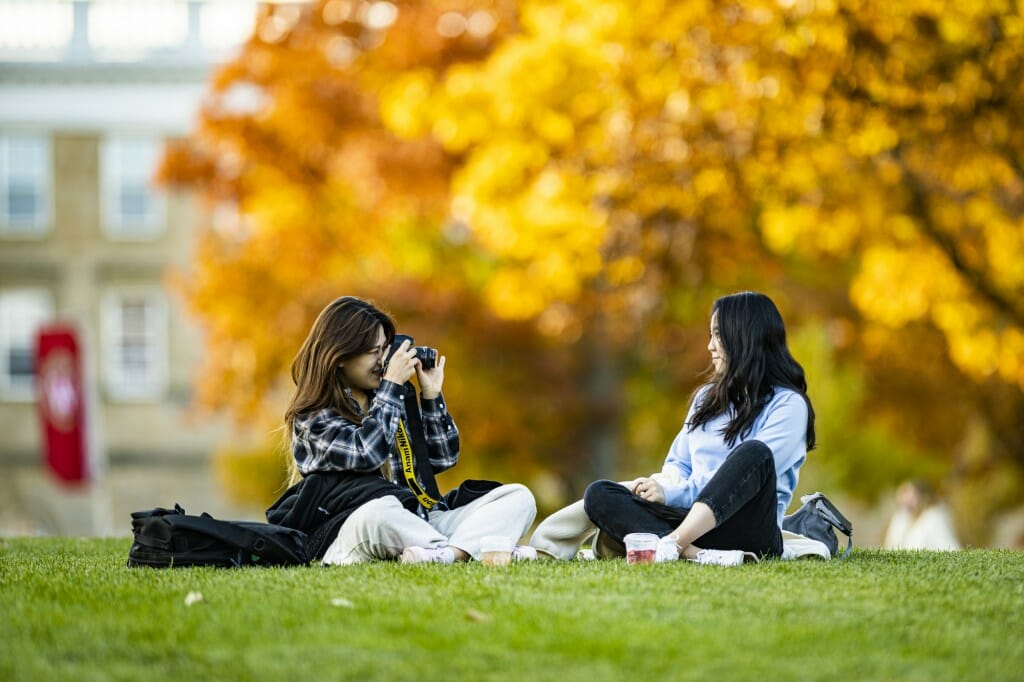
0, 133, 52, 236
102, 289, 167, 400
89, 0, 188, 53
101, 136, 165, 239
0, 288, 55, 400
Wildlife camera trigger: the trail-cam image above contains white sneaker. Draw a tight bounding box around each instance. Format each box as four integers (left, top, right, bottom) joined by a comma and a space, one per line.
655, 535, 681, 563
400, 546, 455, 564
576, 549, 596, 561
692, 549, 759, 566
511, 545, 538, 561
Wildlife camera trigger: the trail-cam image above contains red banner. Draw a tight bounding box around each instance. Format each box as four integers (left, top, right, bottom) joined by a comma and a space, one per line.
36, 325, 88, 483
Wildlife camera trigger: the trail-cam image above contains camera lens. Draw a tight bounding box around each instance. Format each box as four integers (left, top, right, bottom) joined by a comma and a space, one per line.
416, 346, 437, 370
384, 334, 437, 370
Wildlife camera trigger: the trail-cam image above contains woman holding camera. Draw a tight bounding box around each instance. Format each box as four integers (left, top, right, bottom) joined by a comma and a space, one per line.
530, 291, 815, 565
272, 296, 536, 564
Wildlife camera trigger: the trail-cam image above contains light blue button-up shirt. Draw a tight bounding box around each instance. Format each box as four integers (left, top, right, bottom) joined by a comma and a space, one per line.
656, 386, 809, 526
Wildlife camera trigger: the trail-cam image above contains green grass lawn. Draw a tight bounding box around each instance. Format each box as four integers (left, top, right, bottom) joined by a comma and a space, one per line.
2, 537, 1022, 681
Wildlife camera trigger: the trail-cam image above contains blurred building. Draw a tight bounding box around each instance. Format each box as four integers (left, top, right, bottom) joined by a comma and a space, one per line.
0, 0, 263, 535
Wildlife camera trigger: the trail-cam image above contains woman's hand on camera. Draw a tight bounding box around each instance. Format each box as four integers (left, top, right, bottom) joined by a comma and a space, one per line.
382, 340, 418, 385
417, 355, 445, 400
632, 477, 665, 504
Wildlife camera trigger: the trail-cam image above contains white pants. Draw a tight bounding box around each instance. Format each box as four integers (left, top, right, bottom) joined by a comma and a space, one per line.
529, 499, 597, 560
529, 480, 634, 560
321, 483, 536, 565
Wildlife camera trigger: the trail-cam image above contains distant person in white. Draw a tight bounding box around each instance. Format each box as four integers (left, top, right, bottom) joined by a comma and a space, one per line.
883, 479, 961, 550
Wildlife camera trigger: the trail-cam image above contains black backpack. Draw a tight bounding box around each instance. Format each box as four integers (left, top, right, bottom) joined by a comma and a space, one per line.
782, 492, 854, 559
127, 504, 311, 568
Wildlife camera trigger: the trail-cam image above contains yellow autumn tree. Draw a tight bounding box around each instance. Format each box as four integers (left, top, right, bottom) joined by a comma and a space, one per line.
163, 0, 1023, 539
376, 0, 1024, 534
382, 0, 1024, 385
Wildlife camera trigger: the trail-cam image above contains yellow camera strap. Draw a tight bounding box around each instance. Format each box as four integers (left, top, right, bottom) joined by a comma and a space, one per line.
396, 418, 439, 509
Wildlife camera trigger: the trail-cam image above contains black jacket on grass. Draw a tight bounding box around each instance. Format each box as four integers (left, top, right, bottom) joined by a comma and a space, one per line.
267, 472, 419, 560
266, 472, 504, 560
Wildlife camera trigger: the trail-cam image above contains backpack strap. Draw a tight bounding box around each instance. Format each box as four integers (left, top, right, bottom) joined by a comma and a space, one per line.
811, 494, 854, 559
130, 503, 187, 521
814, 495, 853, 534
839, 534, 853, 559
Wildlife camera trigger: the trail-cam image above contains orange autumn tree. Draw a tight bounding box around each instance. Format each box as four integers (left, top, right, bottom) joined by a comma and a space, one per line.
160, 1, 498, 422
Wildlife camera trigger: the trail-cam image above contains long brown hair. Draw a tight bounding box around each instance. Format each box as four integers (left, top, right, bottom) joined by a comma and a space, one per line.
282, 297, 396, 482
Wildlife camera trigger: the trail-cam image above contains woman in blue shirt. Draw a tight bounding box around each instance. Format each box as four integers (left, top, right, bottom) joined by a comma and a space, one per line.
531, 291, 815, 565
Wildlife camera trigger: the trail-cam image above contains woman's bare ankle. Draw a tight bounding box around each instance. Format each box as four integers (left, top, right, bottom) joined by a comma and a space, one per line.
680, 545, 701, 560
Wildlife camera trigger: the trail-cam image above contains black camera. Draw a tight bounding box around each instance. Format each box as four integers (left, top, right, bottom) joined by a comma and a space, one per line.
386, 334, 437, 370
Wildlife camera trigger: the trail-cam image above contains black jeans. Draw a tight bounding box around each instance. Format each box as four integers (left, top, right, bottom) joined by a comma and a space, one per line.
582, 440, 784, 557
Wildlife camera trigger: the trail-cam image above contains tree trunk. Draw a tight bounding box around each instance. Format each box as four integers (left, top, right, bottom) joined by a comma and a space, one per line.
578, 314, 624, 490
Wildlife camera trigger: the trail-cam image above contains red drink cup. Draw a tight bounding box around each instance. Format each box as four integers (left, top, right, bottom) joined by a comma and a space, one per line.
624, 533, 659, 564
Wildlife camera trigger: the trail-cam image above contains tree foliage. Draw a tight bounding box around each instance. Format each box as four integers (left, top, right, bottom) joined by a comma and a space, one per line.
161, 0, 1024, 541
382, 0, 1024, 383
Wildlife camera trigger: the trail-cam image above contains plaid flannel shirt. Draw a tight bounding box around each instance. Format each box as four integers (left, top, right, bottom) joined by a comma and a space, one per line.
292, 379, 460, 484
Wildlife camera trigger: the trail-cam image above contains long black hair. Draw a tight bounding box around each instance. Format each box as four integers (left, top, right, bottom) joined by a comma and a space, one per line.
688, 292, 816, 450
